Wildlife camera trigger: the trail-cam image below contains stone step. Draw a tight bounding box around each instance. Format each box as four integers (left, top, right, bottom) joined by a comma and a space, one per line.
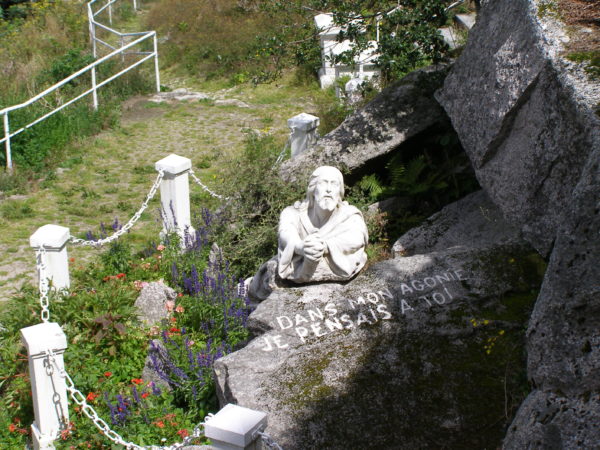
454, 13, 476, 30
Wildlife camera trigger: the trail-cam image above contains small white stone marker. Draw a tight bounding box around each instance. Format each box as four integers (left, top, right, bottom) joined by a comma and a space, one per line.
30, 224, 71, 291
287, 113, 320, 159
21, 322, 69, 450
155, 154, 195, 245
204, 403, 267, 450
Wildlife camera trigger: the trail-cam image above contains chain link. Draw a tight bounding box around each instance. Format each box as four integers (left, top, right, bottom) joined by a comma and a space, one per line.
35, 245, 51, 323
188, 168, 226, 200
45, 349, 206, 449
69, 170, 164, 247
258, 431, 284, 450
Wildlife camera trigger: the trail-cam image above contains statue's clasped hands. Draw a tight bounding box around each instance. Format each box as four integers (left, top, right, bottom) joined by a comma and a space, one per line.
296, 234, 326, 262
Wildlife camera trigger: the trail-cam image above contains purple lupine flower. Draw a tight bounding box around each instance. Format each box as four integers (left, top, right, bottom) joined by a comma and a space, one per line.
131, 386, 140, 405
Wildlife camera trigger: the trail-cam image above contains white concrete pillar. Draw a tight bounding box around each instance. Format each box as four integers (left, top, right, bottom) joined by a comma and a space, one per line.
287, 113, 320, 159
155, 154, 195, 245
205, 404, 268, 450
30, 225, 70, 291
21, 322, 69, 450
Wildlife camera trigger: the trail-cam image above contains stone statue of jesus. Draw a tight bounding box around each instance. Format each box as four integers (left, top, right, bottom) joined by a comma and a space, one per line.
277, 166, 368, 283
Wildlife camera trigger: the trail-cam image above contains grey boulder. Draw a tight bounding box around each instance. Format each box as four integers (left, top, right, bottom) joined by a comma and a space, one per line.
213, 194, 545, 449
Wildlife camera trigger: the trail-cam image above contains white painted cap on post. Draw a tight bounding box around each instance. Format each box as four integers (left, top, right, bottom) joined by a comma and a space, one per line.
29, 225, 70, 250
155, 154, 192, 175
21, 322, 67, 356
205, 403, 267, 448
288, 113, 319, 132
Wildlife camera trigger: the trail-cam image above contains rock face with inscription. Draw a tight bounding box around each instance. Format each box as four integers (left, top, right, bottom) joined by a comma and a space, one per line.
435, 0, 600, 446
214, 195, 545, 448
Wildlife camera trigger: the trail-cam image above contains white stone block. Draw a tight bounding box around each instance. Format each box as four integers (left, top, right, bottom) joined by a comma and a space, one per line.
21, 323, 69, 450
29, 225, 70, 249
287, 113, 319, 132
205, 404, 267, 449
155, 153, 192, 175
30, 224, 70, 291
288, 113, 320, 158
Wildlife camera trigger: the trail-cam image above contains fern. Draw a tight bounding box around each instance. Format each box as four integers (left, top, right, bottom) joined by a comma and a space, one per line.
358, 174, 384, 202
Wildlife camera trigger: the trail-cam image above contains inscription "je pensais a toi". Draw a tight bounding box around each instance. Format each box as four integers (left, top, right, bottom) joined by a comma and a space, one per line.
260, 269, 467, 352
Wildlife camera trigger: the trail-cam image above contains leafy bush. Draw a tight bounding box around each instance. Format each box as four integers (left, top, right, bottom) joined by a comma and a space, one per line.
212, 131, 303, 277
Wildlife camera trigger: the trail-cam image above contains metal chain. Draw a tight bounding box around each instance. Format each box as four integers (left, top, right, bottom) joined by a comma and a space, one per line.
35, 245, 51, 323
188, 168, 226, 200
70, 170, 164, 247
258, 431, 284, 450
45, 349, 207, 450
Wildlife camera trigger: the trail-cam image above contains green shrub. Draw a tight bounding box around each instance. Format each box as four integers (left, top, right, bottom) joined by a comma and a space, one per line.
211, 131, 302, 277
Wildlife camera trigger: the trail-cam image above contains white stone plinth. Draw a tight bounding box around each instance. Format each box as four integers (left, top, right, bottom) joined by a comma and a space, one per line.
30, 224, 70, 291
21, 322, 69, 450
288, 113, 319, 159
155, 154, 195, 245
205, 404, 267, 450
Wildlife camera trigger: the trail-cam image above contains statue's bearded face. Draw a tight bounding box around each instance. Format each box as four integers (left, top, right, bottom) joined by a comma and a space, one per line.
314, 171, 342, 213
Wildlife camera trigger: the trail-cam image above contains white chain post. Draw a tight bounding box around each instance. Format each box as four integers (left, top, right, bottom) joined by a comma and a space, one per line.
204, 404, 268, 450
287, 113, 319, 159
30, 225, 71, 292
155, 154, 195, 246
21, 323, 69, 450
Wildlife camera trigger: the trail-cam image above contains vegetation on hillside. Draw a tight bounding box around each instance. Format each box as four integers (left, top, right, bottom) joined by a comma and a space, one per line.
0, 0, 153, 180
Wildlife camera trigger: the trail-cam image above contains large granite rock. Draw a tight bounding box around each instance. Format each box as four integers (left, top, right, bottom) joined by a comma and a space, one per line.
134, 282, 176, 326
435, 0, 600, 446
393, 190, 522, 257
279, 65, 449, 182
436, 0, 599, 256
214, 196, 545, 449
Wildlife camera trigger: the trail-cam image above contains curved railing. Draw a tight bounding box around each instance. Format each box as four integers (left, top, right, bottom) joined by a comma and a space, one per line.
0, 0, 160, 172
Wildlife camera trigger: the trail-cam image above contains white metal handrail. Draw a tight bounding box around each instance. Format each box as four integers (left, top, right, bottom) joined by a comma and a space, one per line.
1, 0, 160, 172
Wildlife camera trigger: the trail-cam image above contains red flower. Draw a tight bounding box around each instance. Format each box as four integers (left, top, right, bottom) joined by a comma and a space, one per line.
86, 392, 98, 402
177, 429, 189, 438
141, 392, 149, 399
154, 420, 165, 428
131, 378, 143, 385
8, 423, 16, 433
116, 273, 126, 279
169, 327, 180, 333
104, 371, 112, 378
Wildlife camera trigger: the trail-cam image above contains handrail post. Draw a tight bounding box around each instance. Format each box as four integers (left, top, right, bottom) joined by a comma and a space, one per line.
87, 4, 97, 58
133, 0, 137, 11
108, 0, 113, 25
91, 67, 99, 110
120, 35, 125, 62
30, 224, 71, 291
3, 112, 12, 173
153, 32, 161, 93
21, 322, 69, 450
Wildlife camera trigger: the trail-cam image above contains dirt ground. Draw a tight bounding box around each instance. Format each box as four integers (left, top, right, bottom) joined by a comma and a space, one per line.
558, 0, 600, 53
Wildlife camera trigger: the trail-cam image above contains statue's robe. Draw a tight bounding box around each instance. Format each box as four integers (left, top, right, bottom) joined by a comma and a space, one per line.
277, 201, 368, 283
